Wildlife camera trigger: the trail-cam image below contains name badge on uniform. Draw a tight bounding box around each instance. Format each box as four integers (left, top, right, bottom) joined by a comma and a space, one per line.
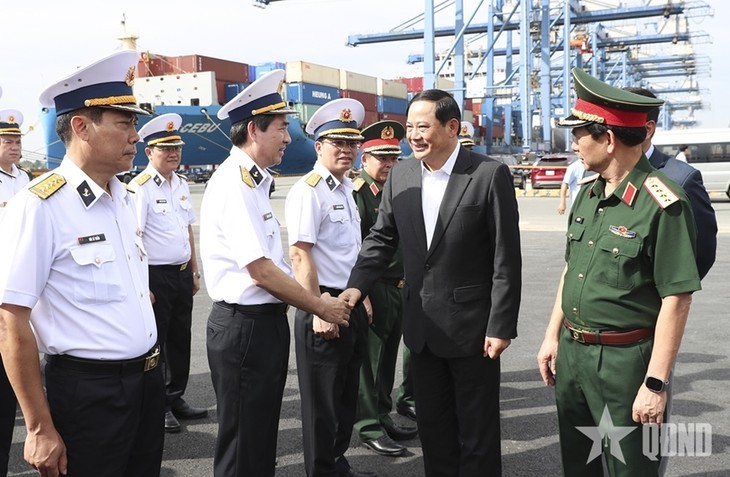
156, 199, 167, 204
262, 212, 273, 221
78, 233, 106, 245
333, 204, 345, 210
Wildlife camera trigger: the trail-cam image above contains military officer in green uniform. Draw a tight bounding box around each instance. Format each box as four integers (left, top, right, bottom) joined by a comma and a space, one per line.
353, 120, 418, 457
537, 68, 701, 476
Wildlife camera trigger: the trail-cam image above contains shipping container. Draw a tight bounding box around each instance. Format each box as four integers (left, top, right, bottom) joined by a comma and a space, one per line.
135, 71, 219, 106
292, 103, 323, 125
377, 79, 408, 99
436, 77, 455, 91
254, 62, 286, 81
363, 110, 379, 129
168, 55, 249, 83
339, 70, 378, 95
286, 61, 340, 89
225, 82, 248, 103
339, 90, 377, 112
377, 96, 409, 115
395, 77, 423, 93
463, 110, 474, 123
286, 83, 340, 106
377, 113, 407, 126
248, 65, 257, 82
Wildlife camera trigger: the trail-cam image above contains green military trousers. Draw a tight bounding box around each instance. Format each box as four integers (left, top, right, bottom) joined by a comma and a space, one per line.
555, 326, 663, 476
355, 282, 404, 440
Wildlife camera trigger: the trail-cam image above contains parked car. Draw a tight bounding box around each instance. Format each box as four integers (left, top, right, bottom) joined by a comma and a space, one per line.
530, 153, 578, 189
491, 154, 530, 189
186, 167, 211, 183
116, 166, 145, 184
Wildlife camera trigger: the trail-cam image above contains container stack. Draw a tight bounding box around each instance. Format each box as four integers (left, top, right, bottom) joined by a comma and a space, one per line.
376, 79, 408, 126
339, 70, 379, 127
285, 61, 341, 124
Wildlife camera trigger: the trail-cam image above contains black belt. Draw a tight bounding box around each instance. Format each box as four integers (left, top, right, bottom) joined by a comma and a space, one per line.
378, 277, 405, 289
215, 301, 289, 315
47, 346, 160, 376
150, 263, 188, 272
319, 286, 344, 297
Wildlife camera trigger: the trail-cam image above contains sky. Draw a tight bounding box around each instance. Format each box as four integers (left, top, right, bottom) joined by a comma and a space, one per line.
1, 0, 727, 156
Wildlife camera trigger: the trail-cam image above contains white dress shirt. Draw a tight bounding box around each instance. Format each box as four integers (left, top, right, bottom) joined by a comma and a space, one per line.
200, 146, 290, 305
0, 158, 157, 359
285, 162, 362, 290
128, 165, 195, 265
421, 143, 460, 249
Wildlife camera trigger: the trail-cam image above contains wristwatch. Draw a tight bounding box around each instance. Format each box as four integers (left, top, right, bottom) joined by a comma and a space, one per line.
644, 375, 668, 393
193, 271, 201, 279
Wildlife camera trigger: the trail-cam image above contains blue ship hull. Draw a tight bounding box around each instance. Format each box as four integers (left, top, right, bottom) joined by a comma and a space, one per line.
40, 105, 318, 175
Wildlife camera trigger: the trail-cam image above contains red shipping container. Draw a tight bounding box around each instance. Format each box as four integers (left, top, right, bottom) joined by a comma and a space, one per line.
362, 110, 379, 129
170, 55, 249, 83
377, 113, 407, 126
395, 77, 424, 93
464, 98, 473, 111
339, 90, 377, 112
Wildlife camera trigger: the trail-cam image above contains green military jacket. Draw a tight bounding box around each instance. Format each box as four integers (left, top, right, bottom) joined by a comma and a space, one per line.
563, 155, 701, 330
353, 170, 403, 279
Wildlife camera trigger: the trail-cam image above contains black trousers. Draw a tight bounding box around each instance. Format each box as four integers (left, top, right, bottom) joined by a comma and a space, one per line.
0, 355, 16, 476
411, 347, 502, 477
206, 302, 290, 477
149, 265, 193, 408
44, 355, 164, 477
295, 290, 368, 477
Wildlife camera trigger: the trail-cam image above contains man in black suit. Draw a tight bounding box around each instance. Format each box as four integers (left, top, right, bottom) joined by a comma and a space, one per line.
342, 89, 522, 476
626, 87, 717, 279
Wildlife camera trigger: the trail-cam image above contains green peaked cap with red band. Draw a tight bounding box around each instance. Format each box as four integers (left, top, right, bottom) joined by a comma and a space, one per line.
556, 68, 664, 129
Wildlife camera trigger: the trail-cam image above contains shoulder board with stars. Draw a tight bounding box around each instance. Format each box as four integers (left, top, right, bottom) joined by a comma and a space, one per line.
29, 173, 66, 199
135, 173, 152, 186
643, 176, 679, 209
306, 173, 322, 188
240, 166, 255, 188
352, 177, 366, 192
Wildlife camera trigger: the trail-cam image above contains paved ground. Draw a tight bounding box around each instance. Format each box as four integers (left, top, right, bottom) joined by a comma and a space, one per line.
7, 176, 730, 476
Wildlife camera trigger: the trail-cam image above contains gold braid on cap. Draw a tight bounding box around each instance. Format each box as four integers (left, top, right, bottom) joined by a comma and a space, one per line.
571, 107, 605, 124
148, 136, 183, 146
0, 128, 21, 134
84, 95, 138, 107
321, 127, 361, 136
252, 101, 287, 116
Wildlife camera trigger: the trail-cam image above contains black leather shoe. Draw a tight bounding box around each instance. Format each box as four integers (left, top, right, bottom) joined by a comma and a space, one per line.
341, 468, 378, 477
385, 422, 418, 441
396, 402, 417, 421
165, 411, 181, 433
361, 435, 406, 457
171, 400, 208, 419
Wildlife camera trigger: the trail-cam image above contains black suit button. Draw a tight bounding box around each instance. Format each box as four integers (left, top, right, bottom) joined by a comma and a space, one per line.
425, 264, 431, 271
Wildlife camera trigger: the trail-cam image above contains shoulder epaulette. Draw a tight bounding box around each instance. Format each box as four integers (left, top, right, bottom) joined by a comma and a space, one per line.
353, 177, 366, 192
135, 173, 151, 185
240, 166, 255, 188
29, 173, 66, 199
644, 176, 679, 209
305, 173, 322, 188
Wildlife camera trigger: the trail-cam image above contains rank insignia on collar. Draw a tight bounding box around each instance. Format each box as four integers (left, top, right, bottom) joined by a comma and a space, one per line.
153, 175, 163, 186
369, 182, 380, 196
77, 181, 96, 207
325, 175, 336, 191
609, 225, 636, 238
250, 165, 263, 185
621, 181, 637, 206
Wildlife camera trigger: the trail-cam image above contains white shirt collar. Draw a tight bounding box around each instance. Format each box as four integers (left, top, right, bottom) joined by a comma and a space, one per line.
420, 142, 460, 176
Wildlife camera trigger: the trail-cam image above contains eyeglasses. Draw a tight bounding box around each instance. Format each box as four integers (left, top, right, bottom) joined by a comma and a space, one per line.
322, 139, 361, 150
154, 146, 182, 152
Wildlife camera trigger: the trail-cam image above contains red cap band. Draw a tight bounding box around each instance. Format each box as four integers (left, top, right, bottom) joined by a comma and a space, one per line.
574, 99, 648, 127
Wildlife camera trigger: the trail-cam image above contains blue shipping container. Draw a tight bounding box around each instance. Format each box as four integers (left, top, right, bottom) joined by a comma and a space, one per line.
247, 65, 257, 82
286, 82, 340, 106
225, 82, 248, 103
377, 96, 409, 115
254, 62, 286, 81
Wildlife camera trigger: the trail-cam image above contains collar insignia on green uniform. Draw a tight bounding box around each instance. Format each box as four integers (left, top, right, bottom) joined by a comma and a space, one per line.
153, 174, 163, 187
325, 175, 336, 191
77, 181, 96, 207
621, 181, 638, 207
369, 182, 380, 196
305, 173, 321, 187
353, 177, 366, 192
29, 173, 66, 199
643, 177, 679, 209
609, 225, 636, 239
135, 173, 151, 185
240, 166, 255, 188
250, 165, 263, 185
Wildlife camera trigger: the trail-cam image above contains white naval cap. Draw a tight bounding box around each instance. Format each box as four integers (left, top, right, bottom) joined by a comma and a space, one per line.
458, 121, 475, 147
217, 69, 296, 125
138, 113, 185, 147
39, 50, 150, 116
0, 109, 23, 136
305, 98, 365, 141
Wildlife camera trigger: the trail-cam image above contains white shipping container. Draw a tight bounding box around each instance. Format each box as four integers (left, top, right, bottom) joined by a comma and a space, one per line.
286, 61, 340, 88
134, 71, 218, 106
340, 70, 378, 95
436, 77, 455, 91
463, 110, 474, 122
377, 79, 408, 99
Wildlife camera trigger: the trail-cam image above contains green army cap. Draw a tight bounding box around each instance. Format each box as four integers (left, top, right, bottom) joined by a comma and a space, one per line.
556, 67, 664, 128
360, 120, 405, 156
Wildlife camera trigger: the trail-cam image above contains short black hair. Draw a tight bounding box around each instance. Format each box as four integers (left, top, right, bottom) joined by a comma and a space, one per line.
407, 89, 461, 125
585, 122, 647, 147
230, 114, 279, 147
55, 107, 105, 146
